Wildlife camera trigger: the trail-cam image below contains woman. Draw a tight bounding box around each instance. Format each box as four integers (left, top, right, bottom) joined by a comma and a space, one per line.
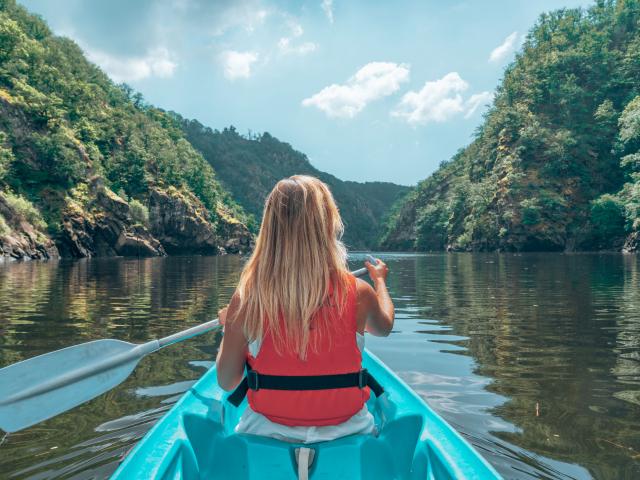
216, 175, 394, 443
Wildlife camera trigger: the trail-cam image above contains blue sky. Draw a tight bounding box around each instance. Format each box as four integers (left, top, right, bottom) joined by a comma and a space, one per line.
19, 0, 593, 185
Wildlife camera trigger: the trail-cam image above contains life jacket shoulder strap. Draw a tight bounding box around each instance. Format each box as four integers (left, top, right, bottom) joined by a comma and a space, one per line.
227, 367, 384, 407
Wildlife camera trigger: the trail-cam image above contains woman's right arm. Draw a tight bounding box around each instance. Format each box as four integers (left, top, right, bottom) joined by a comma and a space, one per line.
356, 259, 394, 336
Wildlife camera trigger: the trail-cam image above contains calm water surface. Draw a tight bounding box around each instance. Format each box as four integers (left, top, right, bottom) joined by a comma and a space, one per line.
0, 253, 639, 479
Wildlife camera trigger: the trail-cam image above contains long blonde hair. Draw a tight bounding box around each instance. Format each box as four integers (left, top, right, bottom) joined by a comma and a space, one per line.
232, 175, 350, 358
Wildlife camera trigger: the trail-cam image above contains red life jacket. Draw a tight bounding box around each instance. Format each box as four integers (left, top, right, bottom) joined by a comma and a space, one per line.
246, 273, 369, 427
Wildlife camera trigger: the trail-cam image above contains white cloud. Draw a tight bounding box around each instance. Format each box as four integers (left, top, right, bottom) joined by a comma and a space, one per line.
278, 37, 317, 55
392, 73, 494, 125
392, 72, 468, 125
220, 50, 259, 80
321, 0, 334, 24
85, 47, 177, 83
212, 5, 269, 36
302, 62, 410, 118
464, 91, 493, 118
489, 31, 518, 63
278, 22, 317, 56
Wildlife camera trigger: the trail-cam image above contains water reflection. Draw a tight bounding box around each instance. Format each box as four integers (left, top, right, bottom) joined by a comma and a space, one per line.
368, 253, 640, 480
0, 256, 241, 479
0, 254, 639, 479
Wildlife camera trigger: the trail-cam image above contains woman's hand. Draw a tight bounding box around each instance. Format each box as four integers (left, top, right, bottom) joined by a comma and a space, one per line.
365, 258, 389, 285
218, 306, 229, 326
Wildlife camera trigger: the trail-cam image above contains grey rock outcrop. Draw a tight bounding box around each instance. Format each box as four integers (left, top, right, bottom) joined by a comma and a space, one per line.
149, 187, 253, 255
0, 194, 59, 260
58, 183, 165, 258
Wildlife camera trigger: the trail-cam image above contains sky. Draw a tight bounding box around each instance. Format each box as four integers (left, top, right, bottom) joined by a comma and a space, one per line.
19, 0, 593, 186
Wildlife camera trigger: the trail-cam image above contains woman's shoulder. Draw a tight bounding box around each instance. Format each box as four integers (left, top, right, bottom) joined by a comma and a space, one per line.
355, 277, 375, 298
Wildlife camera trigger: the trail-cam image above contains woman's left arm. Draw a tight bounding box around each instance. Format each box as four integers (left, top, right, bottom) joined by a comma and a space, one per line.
216, 293, 248, 391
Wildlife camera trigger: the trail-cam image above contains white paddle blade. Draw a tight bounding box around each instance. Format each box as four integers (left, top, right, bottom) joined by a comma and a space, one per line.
0, 339, 155, 432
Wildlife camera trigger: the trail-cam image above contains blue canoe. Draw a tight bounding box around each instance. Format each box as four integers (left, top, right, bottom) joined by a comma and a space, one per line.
112, 350, 501, 479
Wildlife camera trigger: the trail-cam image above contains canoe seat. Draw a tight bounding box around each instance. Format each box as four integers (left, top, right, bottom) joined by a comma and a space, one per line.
182, 412, 424, 479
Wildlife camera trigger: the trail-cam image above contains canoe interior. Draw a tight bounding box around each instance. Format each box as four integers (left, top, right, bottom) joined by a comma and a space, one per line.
112, 350, 501, 479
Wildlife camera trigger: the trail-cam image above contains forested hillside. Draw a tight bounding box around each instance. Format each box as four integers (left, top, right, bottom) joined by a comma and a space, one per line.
382, 0, 640, 252
179, 118, 410, 249
0, 0, 252, 258
0, 0, 409, 258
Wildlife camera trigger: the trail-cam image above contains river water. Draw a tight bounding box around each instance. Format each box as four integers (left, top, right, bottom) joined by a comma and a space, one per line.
0, 253, 639, 479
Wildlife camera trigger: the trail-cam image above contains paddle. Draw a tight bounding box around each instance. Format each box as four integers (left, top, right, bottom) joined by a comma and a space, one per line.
0, 256, 379, 433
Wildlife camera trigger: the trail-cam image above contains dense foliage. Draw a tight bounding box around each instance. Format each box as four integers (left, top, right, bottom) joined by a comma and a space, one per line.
382, 0, 640, 252
179, 118, 410, 248
0, 0, 247, 241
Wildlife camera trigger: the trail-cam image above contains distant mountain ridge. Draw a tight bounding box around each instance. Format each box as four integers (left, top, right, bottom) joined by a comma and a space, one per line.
178, 118, 411, 249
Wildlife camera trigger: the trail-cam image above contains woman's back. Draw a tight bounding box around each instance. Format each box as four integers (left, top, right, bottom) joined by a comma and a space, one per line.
247, 274, 369, 426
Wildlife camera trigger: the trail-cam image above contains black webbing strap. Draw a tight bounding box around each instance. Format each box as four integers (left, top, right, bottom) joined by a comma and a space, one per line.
227, 367, 384, 407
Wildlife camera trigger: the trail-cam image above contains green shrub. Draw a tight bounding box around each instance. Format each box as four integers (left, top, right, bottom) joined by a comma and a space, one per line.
520, 198, 541, 226
0, 214, 10, 236
590, 194, 625, 242
0, 132, 13, 181
2, 191, 46, 230
615, 182, 640, 232
29, 131, 85, 186
415, 204, 448, 250
129, 198, 149, 226
456, 230, 473, 250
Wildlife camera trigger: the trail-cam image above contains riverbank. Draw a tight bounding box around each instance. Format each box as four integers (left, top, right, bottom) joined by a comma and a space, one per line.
0, 178, 254, 261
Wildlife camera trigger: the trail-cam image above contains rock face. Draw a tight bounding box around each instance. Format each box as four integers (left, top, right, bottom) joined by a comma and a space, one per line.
149, 187, 220, 254
216, 206, 254, 254
0, 180, 254, 260
149, 187, 253, 255
0, 195, 59, 260
58, 182, 165, 258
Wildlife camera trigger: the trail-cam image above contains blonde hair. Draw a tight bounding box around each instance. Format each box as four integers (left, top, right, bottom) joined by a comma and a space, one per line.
232, 175, 350, 358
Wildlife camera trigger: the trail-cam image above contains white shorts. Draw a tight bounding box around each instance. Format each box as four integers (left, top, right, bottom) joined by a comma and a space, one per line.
235, 405, 375, 444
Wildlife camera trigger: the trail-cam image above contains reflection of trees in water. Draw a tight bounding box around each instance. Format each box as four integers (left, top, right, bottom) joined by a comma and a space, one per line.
0, 256, 245, 478
0, 256, 243, 361
0, 260, 59, 366
412, 253, 640, 479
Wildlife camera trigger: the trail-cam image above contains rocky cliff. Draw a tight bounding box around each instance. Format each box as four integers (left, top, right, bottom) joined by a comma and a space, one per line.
0, 1, 254, 260
57, 179, 165, 258
149, 186, 253, 255
0, 192, 58, 260
1, 180, 253, 261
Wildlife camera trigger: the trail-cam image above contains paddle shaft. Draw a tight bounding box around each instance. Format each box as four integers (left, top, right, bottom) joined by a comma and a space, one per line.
2, 320, 220, 406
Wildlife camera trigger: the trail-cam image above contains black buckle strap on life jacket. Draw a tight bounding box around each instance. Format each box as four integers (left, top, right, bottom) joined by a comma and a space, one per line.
227, 367, 384, 407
